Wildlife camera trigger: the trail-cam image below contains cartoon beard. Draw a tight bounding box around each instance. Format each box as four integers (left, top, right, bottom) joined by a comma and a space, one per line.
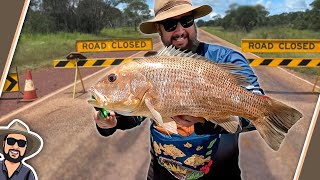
3, 149, 25, 163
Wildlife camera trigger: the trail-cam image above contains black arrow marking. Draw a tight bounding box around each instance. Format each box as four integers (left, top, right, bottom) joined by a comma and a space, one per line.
5, 75, 17, 92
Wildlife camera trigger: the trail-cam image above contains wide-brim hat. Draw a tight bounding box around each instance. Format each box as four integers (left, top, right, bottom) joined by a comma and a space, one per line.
0, 119, 42, 158
140, 0, 212, 34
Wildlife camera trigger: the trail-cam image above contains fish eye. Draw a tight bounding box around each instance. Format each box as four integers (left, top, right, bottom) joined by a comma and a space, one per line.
108, 73, 117, 82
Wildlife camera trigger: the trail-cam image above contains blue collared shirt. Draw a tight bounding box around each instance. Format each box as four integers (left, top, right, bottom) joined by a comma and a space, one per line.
0, 160, 35, 180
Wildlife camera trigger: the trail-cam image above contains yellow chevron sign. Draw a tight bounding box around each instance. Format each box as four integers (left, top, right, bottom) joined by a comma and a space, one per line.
242, 39, 320, 53
4, 73, 19, 92
53, 58, 134, 68
76, 39, 153, 53
247, 58, 320, 67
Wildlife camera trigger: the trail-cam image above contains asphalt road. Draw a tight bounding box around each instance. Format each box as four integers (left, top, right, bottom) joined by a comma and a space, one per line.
0, 30, 318, 180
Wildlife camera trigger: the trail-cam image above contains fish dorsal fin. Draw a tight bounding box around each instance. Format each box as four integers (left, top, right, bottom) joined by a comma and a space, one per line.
215, 63, 250, 86
157, 45, 203, 59
229, 73, 251, 86
157, 46, 250, 86
216, 63, 244, 71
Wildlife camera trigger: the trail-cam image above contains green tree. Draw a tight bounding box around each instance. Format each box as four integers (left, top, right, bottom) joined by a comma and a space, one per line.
196, 19, 205, 27
77, 0, 110, 34
311, 0, 320, 10
42, 0, 71, 31
123, 0, 150, 31
222, 4, 269, 32
23, 0, 55, 33
235, 6, 259, 32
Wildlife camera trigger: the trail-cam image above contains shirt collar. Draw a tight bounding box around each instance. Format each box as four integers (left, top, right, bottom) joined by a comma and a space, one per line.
1, 161, 6, 172
196, 42, 205, 56
2, 160, 23, 173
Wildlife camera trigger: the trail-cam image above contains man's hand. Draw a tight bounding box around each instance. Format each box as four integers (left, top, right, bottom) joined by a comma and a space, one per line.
172, 115, 206, 127
93, 110, 117, 129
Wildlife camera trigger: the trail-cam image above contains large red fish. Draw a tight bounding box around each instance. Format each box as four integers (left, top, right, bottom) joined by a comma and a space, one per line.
88, 46, 303, 150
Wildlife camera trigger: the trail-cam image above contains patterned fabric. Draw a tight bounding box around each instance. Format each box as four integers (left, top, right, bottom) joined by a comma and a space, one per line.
151, 123, 220, 180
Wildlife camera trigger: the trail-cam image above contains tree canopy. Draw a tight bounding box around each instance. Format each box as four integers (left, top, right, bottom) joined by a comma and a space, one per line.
197, 0, 320, 32
24, 0, 150, 34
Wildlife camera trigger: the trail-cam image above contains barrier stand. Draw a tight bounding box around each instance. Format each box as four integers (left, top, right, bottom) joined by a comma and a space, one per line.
312, 68, 320, 93
53, 38, 153, 99
66, 52, 87, 99
14, 66, 23, 101
2, 66, 23, 102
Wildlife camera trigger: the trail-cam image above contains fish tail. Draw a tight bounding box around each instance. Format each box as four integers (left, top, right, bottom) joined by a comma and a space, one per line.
255, 97, 302, 151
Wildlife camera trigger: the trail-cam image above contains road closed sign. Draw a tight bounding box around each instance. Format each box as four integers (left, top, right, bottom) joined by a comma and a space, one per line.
241, 39, 320, 53
76, 38, 153, 53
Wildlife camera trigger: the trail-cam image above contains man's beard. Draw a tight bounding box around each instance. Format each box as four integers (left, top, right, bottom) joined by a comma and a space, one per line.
3, 150, 25, 163
160, 26, 199, 53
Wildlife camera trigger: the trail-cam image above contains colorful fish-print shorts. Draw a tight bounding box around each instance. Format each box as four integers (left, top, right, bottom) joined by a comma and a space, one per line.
150, 125, 220, 180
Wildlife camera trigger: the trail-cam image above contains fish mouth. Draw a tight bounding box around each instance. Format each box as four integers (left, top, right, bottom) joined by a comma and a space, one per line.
88, 87, 108, 106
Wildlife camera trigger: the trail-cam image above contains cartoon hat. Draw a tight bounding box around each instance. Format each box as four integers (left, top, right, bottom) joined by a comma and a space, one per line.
139, 0, 212, 34
0, 120, 42, 157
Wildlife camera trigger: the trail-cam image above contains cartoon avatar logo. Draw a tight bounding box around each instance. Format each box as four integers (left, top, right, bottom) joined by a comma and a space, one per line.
0, 119, 43, 180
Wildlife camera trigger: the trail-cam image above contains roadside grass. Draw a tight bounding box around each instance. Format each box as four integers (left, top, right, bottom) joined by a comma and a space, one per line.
11, 32, 99, 73
100, 27, 156, 39
10, 27, 155, 73
201, 26, 320, 75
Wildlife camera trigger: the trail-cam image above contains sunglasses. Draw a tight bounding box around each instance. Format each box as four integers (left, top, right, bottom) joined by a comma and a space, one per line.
6, 137, 27, 148
159, 15, 194, 32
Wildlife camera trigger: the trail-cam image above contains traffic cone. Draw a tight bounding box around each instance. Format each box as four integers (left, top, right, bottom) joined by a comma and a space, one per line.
21, 69, 37, 102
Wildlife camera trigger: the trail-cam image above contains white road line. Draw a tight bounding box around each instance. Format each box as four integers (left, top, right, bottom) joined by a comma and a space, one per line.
0, 46, 160, 122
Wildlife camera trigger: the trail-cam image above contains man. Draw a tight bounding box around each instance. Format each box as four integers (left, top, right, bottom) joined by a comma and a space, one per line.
0, 119, 43, 180
93, 0, 263, 179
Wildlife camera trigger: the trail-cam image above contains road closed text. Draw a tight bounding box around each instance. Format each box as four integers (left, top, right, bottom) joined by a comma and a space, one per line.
241, 39, 320, 53
76, 39, 153, 52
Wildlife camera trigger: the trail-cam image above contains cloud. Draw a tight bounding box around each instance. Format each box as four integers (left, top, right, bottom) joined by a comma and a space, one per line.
285, 0, 308, 10
209, 12, 219, 18
265, 1, 272, 9
149, 8, 154, 16
256, 0, 264, 5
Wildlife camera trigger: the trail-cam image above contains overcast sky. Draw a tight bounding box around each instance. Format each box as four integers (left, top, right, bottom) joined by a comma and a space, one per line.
146, 0, 314, 19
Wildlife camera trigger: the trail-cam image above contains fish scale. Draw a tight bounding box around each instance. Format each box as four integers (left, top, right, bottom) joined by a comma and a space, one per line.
88, 46, 303, 151
138, 56, 246, 118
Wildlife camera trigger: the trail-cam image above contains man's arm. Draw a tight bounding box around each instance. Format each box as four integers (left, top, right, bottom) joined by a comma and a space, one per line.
94, 110, 145, 137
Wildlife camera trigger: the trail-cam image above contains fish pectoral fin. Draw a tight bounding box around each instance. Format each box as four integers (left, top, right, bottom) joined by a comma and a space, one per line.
145, 99, 163, 124
162, 121, 178, 134
145, 99, 173, 136
208, 116, 240, 133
